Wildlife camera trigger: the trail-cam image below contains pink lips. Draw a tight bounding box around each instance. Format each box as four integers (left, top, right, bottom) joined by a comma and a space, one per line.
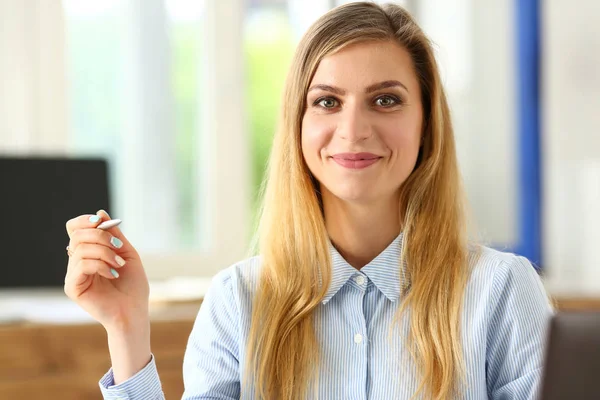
331, 152, 382, 169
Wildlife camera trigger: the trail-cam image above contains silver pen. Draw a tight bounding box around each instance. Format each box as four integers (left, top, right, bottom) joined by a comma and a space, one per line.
97, 219, 122, 230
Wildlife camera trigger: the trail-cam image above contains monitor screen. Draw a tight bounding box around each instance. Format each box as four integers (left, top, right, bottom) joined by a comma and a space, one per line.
0, 156, 111, 288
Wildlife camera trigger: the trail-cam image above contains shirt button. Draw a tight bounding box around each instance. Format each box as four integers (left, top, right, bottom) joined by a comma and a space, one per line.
354, 275, 366, 286
354, 333, 363, 344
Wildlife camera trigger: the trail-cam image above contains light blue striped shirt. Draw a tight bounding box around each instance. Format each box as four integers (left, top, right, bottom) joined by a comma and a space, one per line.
99, 234, 553, 399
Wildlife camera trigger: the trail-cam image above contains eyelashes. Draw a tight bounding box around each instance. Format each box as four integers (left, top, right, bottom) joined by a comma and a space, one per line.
315, 97, 339, 109
374, 95, 401, 107
312, 94, 403, 110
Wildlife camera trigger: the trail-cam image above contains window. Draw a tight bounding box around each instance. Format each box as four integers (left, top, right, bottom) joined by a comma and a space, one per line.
245, 1, 294, 219
64, 0, 249, 279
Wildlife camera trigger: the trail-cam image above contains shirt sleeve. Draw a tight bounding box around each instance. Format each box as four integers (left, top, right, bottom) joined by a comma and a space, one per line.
98, 267, 241, 400
98, 354, 164, 400
486, 255, 554, 400
181, 267, 241, 399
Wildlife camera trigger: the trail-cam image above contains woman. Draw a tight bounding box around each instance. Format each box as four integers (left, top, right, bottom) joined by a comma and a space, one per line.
64, 2, 552, 399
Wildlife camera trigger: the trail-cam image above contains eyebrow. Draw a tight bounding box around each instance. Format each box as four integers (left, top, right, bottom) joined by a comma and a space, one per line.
307, 80, 409, 95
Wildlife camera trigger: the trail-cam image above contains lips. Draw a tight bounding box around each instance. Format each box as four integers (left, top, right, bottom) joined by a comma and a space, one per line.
331, 152, 382, 169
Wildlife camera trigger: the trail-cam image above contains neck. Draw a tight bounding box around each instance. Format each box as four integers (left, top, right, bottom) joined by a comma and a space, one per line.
323, 189, 402, 270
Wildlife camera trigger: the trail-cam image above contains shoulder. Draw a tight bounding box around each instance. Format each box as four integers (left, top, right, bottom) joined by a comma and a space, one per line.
468, 244, 537, 275
470, 248, 554, 396
206, 255, 262, 305
466, 244, 553, 317
468, 245, 546, 292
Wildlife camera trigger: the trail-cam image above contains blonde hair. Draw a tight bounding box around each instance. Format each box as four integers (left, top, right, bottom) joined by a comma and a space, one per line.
246, 2, 470, 399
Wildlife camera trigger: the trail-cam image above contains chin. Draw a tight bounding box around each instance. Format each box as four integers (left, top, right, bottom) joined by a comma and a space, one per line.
329, 186, 378, 204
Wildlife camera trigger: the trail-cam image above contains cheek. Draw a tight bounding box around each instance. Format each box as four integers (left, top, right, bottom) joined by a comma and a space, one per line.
380, 121, 422, 166
301, 116, 333, 162
388, 132, 420, 154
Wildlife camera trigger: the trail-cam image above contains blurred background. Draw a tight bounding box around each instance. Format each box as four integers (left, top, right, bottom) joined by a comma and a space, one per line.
7, 0, 596, 287
0, 0, 599, 397
1, 0, 600, 296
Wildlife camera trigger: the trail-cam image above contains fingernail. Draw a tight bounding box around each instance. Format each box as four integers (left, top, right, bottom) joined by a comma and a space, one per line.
89, 215, 101, 223
115, 255, 126, 267
110, 268, 120, 278
110, 237, 123, 248
99, 209, 111, 218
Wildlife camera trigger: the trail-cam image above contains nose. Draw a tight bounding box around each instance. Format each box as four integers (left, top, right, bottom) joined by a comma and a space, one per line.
337, 105, 372, 143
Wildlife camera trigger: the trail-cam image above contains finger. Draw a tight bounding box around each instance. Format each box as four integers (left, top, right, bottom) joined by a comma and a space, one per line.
69, 228, 124, 255
65, 259, 119, 297
66, 214, 104, 237
95, 209, 136, 255
97, 209, 125, 238
77, 259, 119, 280
70, 243, 127, 271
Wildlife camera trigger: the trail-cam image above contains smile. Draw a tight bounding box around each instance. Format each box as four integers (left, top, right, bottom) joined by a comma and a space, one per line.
331, 153, 382, 169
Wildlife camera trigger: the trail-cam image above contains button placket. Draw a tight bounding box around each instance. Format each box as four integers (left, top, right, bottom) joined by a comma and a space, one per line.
351, 274, 369, 397
352, 274, 367, 346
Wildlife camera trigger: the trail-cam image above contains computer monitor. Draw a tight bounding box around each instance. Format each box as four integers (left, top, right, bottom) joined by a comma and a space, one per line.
540, 311, 600, 400
0, 156, 111, 288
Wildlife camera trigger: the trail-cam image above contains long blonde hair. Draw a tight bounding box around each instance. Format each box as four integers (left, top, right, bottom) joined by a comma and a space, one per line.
246, 2, 470, 399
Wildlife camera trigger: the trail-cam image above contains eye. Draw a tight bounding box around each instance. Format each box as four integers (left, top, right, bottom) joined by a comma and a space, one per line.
315, 97, 339, 109
374, 95, 400, 107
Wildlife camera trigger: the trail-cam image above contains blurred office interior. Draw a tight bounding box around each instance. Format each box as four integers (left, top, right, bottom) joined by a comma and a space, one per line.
2, 0, 598, 291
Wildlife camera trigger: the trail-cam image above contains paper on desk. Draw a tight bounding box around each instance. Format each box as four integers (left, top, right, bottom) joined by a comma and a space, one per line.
149, 276, 212, 303
0, 275, 214, 325
0, 296, 96, 324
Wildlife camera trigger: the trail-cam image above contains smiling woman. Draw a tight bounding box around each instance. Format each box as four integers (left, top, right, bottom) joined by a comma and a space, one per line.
63, 2, 553, 400
302, 41, 422, 208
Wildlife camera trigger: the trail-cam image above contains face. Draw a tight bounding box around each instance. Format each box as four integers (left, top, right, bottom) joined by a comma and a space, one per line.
301, 40, 423, 205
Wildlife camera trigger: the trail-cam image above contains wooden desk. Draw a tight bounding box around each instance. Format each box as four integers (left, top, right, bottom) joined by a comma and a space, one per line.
0, 302, 201, 400
0, 298, 599, 400
553, 297, 600, 312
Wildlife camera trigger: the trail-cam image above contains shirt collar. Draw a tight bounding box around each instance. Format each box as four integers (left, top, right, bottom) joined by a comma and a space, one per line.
322, 233, 406, 304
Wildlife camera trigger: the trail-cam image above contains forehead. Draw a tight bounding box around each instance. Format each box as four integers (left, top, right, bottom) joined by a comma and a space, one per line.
310, 40, 418, 92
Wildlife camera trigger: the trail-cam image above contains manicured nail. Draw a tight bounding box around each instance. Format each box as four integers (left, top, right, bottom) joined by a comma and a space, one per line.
89, 215, 101, 223
115, 255, 126, 267
110, 268, 120, 278
110, 237, 123, 248
99, 209, 111, 218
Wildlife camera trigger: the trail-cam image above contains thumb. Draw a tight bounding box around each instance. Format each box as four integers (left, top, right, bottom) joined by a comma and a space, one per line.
97, 209, 111, 221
